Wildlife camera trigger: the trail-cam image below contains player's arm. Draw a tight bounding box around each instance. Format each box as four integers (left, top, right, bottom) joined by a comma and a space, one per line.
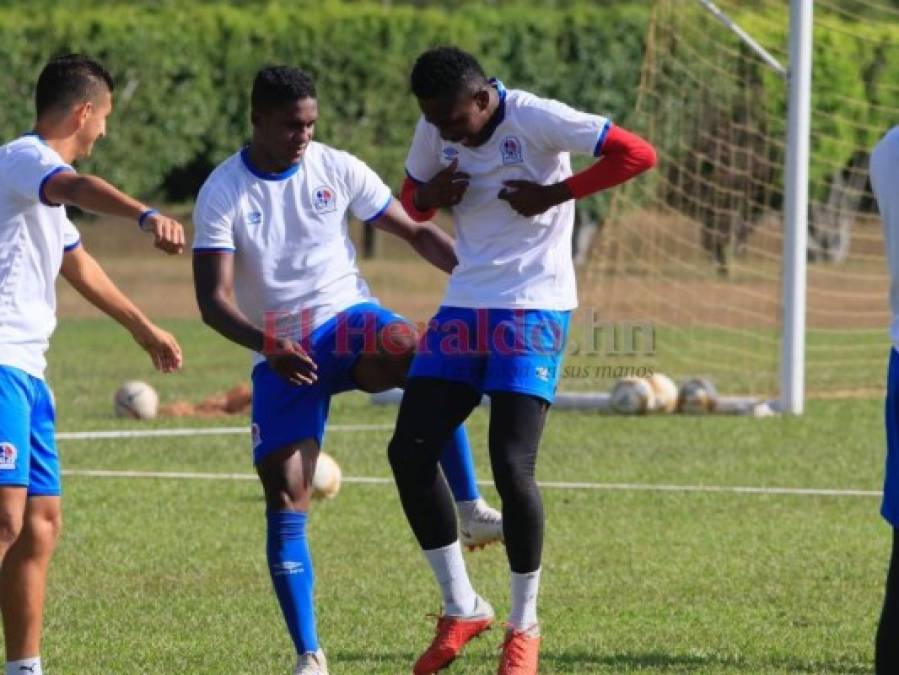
370, 199, 458, 274
60, 245, 182, 373
193, 253, 317, 386
42, 172, 185, 255
498, 125, 657, 217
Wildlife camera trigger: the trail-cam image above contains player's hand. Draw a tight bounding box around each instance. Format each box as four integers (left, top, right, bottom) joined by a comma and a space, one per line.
497, 180, 572, 217
264, 338, 318, 386
415, 158, 470, 210
133, 324, 183, 373
144, 212, 186, 255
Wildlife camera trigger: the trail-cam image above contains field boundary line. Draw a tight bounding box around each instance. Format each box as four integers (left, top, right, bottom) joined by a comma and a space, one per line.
56, 424, 392, 440
60, 469, 881, 497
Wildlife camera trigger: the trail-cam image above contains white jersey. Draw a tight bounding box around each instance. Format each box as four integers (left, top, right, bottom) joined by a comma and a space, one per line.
870, 127, 899, 350
0, 134, 79, 378
193, 141, 393, 361
405, 81, 610, 310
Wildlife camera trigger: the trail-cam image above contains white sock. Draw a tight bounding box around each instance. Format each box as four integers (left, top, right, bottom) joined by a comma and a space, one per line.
509, 568, 541, 630
6, 657, 42, 675
423, 541, 478, 616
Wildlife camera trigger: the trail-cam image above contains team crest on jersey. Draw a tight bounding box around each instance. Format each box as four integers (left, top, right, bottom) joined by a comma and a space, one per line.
246, 210, 262, 225
0, 443, 16, 470
500, 135, 523, 165
312, 185, 337, 214
442, 146, 459, 160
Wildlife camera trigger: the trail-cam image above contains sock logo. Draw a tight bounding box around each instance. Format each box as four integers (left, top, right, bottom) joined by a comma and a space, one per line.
18, 666, 37, 673
272, 561, 304, 576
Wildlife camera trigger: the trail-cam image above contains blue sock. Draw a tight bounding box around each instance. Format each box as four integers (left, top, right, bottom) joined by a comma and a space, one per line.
439, 425, 481, 503
266, 510, 318, 655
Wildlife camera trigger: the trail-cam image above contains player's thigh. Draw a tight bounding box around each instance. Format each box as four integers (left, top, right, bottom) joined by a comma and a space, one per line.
348, 307, 418, 393
395, 377, 482, 444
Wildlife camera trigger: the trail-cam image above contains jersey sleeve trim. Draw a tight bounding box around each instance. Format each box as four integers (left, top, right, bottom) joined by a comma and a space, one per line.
592, 120, 613, 157
39, 165, 74, 207
63, 239, 81, 252
363, 195, 393, 224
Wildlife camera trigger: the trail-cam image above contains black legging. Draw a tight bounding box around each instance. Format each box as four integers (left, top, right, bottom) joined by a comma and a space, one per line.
877, 527, 899, 673
388, 377, 548, 573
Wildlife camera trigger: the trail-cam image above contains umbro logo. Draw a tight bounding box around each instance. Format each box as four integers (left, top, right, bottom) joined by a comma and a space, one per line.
18, 666, 37, 673
272, 561, 304, 576
246, 211, 262, 225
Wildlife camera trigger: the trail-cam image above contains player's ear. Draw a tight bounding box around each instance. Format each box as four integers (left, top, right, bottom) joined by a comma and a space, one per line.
73, 101, 91, 129
473, 87, 491, 112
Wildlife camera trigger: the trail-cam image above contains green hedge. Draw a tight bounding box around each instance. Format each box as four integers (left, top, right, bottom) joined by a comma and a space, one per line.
0, 2, 649, 200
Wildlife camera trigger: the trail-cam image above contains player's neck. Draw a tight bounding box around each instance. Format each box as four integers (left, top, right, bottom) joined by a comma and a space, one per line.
246, 142, 298, 175
32, 122, 78, 164
465, 88, 502, 148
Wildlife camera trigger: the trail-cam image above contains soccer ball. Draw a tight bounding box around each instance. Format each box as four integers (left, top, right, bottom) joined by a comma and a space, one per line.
677, 377, 719, 414
311, 452, 342, 500
114, 380, 159, 420
647, 373, 678, 413
610, 377, 655, 414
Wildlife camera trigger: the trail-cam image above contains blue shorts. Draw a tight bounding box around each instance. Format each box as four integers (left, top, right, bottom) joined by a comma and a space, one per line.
0, 365, 60, 496
251, 302, 409, 464
884, 348, 899, 526
408, 306, 571, 404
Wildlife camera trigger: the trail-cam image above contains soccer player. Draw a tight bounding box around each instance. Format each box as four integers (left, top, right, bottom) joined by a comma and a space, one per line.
389, 46, 657, 674
871, 127, 899, 674
0, 54, 184, 675
191, 65, 502, 675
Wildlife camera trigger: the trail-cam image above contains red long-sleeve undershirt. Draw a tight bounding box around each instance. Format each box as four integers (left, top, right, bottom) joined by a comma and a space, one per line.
399, 124, 656, 222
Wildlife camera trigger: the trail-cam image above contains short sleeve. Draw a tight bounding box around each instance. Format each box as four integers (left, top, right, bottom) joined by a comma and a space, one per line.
4, 142, 74, 206
63, 217, 81, 252
192, 177, 237, 253
404, 116, 443, 184
524, 97, 612, 157
345, 154, 393, 223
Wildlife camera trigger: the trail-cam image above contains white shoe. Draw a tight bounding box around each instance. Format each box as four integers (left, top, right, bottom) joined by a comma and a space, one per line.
294, 648, 328, 675
458, 498, 504, 550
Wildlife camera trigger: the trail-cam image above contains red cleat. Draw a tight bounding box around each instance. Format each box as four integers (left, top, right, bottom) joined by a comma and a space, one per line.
412, 597, 494, 674
497, 625, 540, 675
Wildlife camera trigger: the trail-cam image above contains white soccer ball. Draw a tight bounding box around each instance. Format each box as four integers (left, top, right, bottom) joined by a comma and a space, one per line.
114, 380, 159, 420
647, 372, 678, 414
677, 377, 719, 414
610, 377, 655, 414
312, 452, 342, 500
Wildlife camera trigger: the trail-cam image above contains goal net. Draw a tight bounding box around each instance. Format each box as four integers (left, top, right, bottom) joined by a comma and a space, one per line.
576, 0, 898, 403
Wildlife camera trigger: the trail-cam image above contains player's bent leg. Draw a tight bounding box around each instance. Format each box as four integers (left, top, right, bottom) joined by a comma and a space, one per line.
257, 440, 327, 675
0, 495, 60, 668
877, 527, 899, 674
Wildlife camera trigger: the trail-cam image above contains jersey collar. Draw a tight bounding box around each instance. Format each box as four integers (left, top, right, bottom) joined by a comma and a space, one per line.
478, 78, 507, 143
240, 146, 301, 181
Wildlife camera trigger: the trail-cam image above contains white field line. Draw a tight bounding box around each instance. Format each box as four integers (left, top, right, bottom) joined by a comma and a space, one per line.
56, 424, 392, 440
59, 469, 881, 498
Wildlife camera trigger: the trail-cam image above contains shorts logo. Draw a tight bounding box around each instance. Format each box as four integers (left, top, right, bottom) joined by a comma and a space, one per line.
251, 423, 262, 449
0, 442, 16, 470
500, 136, 523, 165
246, 210, 263, 225
535, 366, 550, 382
312, 185, 337, 214
442, 146, 459, 160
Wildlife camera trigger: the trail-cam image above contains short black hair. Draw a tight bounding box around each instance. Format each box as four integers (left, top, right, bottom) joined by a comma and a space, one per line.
35, 54, 114, 117
251, 66, 317, 112
410, 46, 487, 100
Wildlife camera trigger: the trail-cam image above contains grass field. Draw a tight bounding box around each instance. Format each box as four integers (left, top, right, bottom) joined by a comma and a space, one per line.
11, 318, 886, 673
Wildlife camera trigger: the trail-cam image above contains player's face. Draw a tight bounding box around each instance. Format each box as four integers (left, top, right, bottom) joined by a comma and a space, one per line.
75, 89, 112, 159
419, 88, 491, 146
253, 98, 318, 169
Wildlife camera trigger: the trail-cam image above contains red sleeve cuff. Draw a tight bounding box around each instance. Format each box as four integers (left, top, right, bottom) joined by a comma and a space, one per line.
400, 176, 436, 222
565, 126, 657, 200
